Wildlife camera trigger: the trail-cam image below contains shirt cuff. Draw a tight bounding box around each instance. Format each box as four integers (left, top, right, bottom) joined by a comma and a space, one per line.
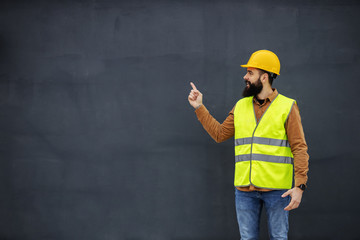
194, 104, 208, 121
295, 178, 307, 188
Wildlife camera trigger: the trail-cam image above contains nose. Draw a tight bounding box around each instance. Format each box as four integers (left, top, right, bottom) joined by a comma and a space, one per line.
243, 73, 248, 80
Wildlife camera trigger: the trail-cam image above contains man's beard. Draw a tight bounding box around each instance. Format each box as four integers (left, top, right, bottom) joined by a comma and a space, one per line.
242, 77, 263, 97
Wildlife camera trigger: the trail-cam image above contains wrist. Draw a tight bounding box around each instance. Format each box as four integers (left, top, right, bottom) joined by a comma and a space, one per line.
195, 104, 202, 110
296, 184, 306, 192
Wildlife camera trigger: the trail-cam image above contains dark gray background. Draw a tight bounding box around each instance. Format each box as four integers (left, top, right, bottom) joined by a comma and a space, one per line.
0, 0, 359, 239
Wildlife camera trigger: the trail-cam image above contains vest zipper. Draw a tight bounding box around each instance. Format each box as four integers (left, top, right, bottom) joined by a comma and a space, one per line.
249, 124, 258, 186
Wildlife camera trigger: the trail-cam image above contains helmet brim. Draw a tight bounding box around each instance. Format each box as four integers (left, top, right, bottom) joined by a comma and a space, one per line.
240, 64, 280, 75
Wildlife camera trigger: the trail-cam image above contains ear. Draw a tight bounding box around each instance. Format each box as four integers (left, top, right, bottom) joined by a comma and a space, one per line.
261, 72, 268, 83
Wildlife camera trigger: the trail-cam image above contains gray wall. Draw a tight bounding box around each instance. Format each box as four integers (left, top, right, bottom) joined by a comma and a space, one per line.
0, 0, 359, 239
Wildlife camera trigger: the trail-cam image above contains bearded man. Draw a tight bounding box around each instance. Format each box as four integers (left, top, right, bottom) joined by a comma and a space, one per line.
187, 50, 309, 240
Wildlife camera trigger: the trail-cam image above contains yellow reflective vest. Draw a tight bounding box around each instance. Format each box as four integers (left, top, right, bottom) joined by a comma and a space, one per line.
233, 94, 295, 190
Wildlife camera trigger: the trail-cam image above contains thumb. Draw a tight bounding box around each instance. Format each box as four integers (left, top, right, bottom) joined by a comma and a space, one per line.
281, 190, 291, 198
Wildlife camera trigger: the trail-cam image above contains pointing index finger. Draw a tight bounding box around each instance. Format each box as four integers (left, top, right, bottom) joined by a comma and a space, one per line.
190, 82, 198, 91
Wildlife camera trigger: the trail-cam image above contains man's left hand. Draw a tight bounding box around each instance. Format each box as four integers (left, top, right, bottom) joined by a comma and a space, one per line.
281, 187, 304, 211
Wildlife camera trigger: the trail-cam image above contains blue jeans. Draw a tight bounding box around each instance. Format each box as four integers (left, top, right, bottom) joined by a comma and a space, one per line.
235, 188, 290, 240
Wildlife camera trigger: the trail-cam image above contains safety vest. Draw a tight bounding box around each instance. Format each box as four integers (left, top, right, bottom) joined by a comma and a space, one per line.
233, 94, 295, 190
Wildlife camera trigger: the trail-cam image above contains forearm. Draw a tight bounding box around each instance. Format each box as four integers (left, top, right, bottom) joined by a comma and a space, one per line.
194, 105, 235, 143
293, 141, 309, 186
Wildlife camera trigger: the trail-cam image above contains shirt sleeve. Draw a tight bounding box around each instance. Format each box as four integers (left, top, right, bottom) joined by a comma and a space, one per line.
194, 105, 235, 143
285, 103, 310, 187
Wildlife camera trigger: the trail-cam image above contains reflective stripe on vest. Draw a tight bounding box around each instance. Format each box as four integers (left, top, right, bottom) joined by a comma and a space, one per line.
233, 94, 295, 190
235, 137, 290, 148
235, 154, 293, 164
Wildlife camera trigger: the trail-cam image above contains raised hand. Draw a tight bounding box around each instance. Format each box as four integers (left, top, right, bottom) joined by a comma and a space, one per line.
188, 82, 203, 109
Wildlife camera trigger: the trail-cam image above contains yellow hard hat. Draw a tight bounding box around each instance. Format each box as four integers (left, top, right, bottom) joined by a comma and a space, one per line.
241, 50, 280, 75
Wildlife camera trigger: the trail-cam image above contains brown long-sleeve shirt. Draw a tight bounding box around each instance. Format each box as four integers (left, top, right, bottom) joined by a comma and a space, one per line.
195, 89, 309, 192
